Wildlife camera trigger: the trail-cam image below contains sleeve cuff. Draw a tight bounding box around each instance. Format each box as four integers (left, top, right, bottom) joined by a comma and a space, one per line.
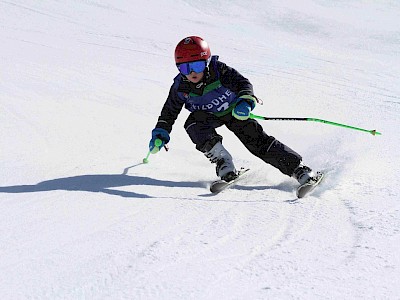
238, 95, 257, 110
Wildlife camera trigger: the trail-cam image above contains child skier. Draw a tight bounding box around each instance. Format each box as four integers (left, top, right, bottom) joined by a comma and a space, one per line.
149, 36, 320, 196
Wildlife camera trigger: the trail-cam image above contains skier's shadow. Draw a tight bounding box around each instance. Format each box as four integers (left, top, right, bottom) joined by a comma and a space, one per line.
0, 173, 204, 199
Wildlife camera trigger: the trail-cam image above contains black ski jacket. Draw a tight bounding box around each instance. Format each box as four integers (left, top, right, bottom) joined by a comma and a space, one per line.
155, 56, 255, 133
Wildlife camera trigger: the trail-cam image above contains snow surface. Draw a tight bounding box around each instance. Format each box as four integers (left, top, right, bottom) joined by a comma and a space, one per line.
1, 1, 399, 299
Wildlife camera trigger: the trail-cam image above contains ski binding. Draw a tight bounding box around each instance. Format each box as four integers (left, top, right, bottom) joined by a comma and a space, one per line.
296, 172, 324, 198
210, 168, 250, 194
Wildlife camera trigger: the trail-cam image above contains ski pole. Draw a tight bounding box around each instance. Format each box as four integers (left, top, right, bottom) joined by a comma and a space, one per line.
142, 139, 168, 164
142, 150, 152, 164
250, 113, 382, 136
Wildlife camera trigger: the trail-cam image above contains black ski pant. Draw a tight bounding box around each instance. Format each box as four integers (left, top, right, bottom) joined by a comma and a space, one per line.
184, 111, 302, 176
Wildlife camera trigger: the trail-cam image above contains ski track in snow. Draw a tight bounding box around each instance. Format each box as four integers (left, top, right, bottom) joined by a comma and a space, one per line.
1, 0, 400, 299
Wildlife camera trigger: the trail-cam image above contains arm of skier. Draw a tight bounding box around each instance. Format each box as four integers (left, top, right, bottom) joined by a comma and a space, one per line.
217, 61, 257, 120
149, 85, 184, 153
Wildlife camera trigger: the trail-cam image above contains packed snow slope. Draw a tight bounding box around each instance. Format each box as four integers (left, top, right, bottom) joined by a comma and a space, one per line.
1, 1, 399, 299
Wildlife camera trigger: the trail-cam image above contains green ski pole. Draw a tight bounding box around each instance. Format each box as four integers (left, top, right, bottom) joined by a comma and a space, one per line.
250, 113, 382, 136
143, 139, 167, 164
142, 150, 152, 164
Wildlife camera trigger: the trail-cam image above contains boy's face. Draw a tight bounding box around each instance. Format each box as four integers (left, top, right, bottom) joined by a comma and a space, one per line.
185, 71, 204, 83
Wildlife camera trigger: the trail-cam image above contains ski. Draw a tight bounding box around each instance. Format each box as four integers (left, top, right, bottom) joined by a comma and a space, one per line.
210, 168, 250, 194
296, 172, 324, 198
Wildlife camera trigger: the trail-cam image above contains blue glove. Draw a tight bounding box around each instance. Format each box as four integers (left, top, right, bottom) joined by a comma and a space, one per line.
149, 128, 170, 154
232, 101, 251, 120
232, 95, 256, 120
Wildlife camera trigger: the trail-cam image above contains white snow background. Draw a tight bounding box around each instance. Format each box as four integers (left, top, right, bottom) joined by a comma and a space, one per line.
1, 1, 399, 299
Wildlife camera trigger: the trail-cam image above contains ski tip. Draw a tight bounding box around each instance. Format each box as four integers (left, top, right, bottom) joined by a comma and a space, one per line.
371, 130, 382, 136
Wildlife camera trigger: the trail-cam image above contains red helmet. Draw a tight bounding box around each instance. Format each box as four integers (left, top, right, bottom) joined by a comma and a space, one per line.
175, 36, 211, 64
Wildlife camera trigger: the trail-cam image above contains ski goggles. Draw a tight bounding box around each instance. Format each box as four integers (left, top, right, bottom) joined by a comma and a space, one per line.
177, 60, 207, 75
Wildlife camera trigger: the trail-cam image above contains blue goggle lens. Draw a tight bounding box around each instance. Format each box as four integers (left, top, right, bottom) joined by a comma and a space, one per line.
177, 61, 207, 75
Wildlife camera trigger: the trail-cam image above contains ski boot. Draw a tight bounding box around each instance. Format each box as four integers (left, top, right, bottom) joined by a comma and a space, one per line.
204, 141, 237, 182
293, 164, 315, 185
293, 163, 324, 198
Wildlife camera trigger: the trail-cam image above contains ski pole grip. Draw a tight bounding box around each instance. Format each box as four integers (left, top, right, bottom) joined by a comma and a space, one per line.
155, 139, 163, 147
155, 138, 169, 151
